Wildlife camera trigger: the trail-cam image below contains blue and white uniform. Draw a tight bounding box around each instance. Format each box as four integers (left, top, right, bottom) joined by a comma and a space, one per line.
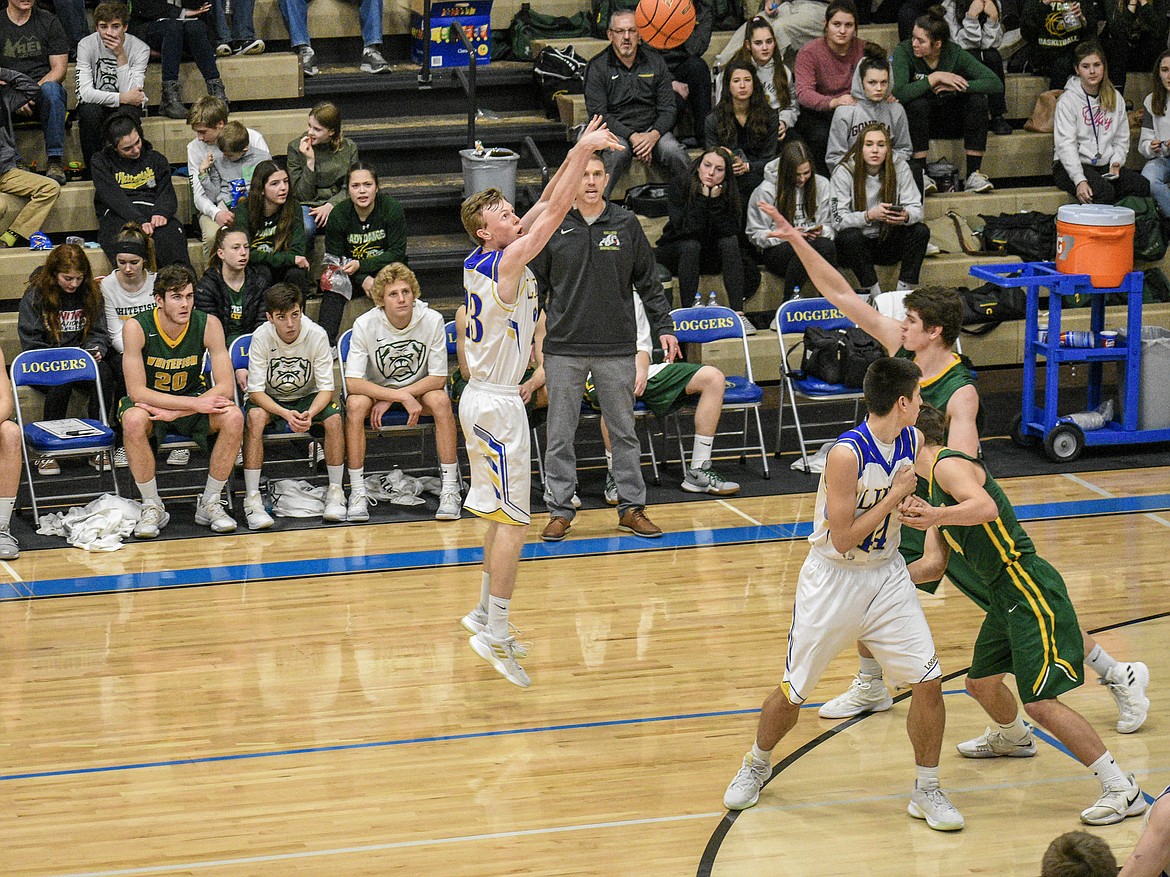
784, 421, 941, 703
459, 246, 539, 525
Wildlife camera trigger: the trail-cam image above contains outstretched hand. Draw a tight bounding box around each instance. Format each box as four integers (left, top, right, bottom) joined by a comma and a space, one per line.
759, 202, 801, 242
578, 117, 624, 154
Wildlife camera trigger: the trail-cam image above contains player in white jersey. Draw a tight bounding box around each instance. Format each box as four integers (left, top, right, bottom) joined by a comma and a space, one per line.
723, 356, 964, 832
456, 118, 622, 688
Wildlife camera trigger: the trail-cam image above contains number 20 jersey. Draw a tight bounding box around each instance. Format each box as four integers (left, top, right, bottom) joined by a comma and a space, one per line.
462, 247, 538, 387
807, 421, 919, 566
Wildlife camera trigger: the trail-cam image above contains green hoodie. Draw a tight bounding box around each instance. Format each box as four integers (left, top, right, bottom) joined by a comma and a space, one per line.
891, 40, 1004, 104
286, 136, 359, 208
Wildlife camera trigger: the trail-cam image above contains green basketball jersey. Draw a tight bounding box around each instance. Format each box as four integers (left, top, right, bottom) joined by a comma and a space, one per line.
134, 307, 208, 398
920, 353, 975, 413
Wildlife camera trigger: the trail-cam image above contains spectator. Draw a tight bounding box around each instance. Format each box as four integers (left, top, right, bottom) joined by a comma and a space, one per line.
793, 0, 868, 176
718, 16, 800, 142
705, 61, 778, 207
186, 96, 271, 258
825, 45, 912, 171
583, 7, 691, 197
715, 0, 830, 70
46, 0, 87, 49
17, 243, 113, 475
75, 1, 148, 172
747, 140, 836, 299
945, 0, 1012, 135
1139, 50, 1170, 216
0, 0, 69, 184
232, 159, 310, 292
92, 112, 190, 268
892, 4, 1002, 195
656, 148, 760, 330
1104, 0, 1170, 92
101, 222, 156, 357
0, 62, 59, 247
1040, 831, 1118, 877
129, 0, 227, 119
829, 120, 929, 298
1119, 785, 1170, 876
194, 226, 269, 391
1053, 40, 1150, 204
658, 0, 714, 140
277, 0, 388, 77
286, 101, 359, 248
1021, 0, 1101, 89
0, 350, 23, 559
321, 162, 406, 346
210, 0, 264, 57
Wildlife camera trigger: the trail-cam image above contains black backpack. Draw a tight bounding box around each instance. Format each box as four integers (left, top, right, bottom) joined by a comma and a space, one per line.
800, 326, 884, 388
533, 45, 588, 113
980, 211, 1057, 262
958, 282, 1027, 331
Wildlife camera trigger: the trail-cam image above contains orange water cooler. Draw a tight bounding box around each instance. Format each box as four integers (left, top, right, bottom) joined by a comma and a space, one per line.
1054, 204, 1135, 288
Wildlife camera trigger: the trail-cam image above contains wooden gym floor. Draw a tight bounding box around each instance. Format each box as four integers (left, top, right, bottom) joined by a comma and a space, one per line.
0, 465, 1166, 876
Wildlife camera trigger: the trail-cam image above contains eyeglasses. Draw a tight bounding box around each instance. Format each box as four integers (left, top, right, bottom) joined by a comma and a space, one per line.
608, 28, 638, 36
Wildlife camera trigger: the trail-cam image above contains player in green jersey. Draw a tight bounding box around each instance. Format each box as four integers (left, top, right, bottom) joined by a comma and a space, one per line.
120, 264, 244, 539
900, 405, 1148, 826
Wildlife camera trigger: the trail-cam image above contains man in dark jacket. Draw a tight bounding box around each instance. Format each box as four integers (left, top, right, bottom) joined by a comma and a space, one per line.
530, 154, 679, 540
0, 64, 59, 247
0, 0, 69, 182
584, 8, 691, 196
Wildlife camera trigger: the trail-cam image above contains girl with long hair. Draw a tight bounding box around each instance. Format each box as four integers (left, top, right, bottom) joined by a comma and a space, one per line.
102, 222, 157, 356
232, 159, 310, 291
195, 226, 270, 390
825, 44, 912, 171
286, 101, 360, 245
1101, 0, 1170, 93
656, 148, 760, 325
1053, 40, 1150, 205
723, 17, 799, 140
705, 60, 779, 206
1139, 49, 1170, 216
17, 243, 113, 474
747, 140, 836, 299
829, 122, 929, 299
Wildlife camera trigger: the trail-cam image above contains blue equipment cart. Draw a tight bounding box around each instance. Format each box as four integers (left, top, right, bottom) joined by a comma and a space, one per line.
969, 261, 1170, 462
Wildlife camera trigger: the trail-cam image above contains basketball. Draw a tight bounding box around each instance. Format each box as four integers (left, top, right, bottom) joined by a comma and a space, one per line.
634, 0, 696, 51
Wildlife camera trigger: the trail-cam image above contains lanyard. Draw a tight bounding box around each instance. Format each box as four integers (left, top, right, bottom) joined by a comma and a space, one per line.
1085, 90, 1102, 163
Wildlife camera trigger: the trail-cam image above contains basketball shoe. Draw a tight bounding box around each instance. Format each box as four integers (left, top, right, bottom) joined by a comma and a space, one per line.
1081, 774, 1148, 825
1101, 662, 1150, 734
908, 785, 965, 831
459, 608, 529, 657
723, 754, 771, 810
956, 726, 1037, 758
818, 673, 893, 719
470, 631, 530, 687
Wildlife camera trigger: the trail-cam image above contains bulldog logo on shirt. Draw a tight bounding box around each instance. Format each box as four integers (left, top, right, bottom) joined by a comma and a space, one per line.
598, 231, 621, 250
376, 340, 426, 383
268, 357, 312, 396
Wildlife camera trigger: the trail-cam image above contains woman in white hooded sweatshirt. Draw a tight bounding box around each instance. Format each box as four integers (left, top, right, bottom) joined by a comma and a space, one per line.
1139, 49, 1170, 217
830, 120, 928, 298
1053, 40, 1150, 205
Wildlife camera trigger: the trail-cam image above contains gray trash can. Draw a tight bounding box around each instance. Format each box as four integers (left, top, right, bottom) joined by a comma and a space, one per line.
460, 147, 519, 204
1119, 325, 1170, 430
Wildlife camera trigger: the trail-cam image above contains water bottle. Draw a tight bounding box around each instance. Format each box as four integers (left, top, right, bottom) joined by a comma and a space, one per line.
1061, 2, 1082, 30
707, 291, 718, 306
1060, 330, 1095, 348
1067, 399, 1112, 431
791, 284, 802, 300
692, 291, 702, 308
228, 178, 248, 208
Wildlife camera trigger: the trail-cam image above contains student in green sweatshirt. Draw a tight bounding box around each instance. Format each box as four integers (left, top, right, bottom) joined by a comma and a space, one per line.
232, 159, 310, 293
892, 4, 1004, 195
321, 162, 407, 345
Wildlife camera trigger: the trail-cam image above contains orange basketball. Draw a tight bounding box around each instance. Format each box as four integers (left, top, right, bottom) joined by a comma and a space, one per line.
634, 0, 696, 51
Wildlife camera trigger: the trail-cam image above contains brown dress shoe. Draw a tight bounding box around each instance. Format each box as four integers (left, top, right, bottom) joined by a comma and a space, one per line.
618, 507, 662, 538
541, 515, 572, 542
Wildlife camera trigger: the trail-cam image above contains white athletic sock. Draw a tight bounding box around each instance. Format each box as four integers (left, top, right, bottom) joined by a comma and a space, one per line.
0, 496, 14, 529
327, 464, 344, 488
201, 476, 226, 506
859, 656, 883, 679
440, 463, 460, 487
479, 572, 491, 613
996, 714, 1030, 744
136, 478, 161, 505
691, 434, 714, 470
915, 765, 940, 791
750, 742, 772, 765
1090, 751, 1127, 791
243, 468, 262, 496
1086, 644, 1118, 679
348, 467, 365, 494
604, 449, 613, 468
487, 594, 510, 640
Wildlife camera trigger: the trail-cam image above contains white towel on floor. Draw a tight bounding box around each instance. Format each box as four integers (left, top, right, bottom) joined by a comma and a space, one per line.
36, 495, 143, 551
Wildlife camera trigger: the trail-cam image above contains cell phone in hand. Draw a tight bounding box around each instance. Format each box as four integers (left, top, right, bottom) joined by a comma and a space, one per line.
889, 203, 906, 215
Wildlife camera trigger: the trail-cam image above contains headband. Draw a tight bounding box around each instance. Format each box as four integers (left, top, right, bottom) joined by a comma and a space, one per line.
115, 240, 150, 260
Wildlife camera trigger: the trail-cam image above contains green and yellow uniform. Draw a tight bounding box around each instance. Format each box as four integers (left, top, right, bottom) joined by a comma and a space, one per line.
118, 308, 212, 448
927, 448, 1085, 703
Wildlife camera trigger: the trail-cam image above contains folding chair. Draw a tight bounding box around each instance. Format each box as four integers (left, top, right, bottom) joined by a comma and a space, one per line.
231, 333, 320, 473
337, 329, 438, 473
11, 347, 118, 524
774, 297, 866, 472
667, 306, 768, 478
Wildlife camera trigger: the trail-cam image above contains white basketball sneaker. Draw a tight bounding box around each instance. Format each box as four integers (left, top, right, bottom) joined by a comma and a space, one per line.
1101, 662, 1150, 734
908, 785, 965, 831
723, 754, 771, 810
956, 726, 1037, 758
818, 673, 894, 719
1081, 774, 1148, 825
469, 631, 531, 687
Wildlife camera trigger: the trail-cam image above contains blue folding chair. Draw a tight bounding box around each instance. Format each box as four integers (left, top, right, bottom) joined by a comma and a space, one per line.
11, 347, 118, 524
774, 297, 866, 472
231, 332, 321, 472
668, 306, 768, 478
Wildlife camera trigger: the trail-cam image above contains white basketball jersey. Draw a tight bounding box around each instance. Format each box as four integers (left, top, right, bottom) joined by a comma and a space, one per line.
808, 421, 918, 565
463, 247, 539, 386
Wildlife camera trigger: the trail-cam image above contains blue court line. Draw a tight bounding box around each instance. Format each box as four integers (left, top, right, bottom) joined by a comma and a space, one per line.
0, 690, 972, 784
9, 492, 1170, 602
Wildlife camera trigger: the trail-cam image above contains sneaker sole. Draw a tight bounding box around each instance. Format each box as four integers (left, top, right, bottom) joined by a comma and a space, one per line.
724, 791, 761, 811
347, 513, 370, 523
681, 481, 741, 496
360, 66, 389, 74
907, 800, 964, 831
1081, 794, 1149, 826
246, 517, 274, 531
322, 510, 347, 523
461, 614, 485, 636
817, 695, 894, 720
134, 512, 170, 540
435, 510, 462, 521
956, 743, 1036, 758
469, 634, 531, 688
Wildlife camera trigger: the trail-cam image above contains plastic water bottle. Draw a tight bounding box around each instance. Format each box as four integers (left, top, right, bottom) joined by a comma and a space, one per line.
1068, 399, 1113, 431
1060, 331, 1095, 348
692, 291, 702, 308
791, 284, 802, 300
707, 291, 718, 306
